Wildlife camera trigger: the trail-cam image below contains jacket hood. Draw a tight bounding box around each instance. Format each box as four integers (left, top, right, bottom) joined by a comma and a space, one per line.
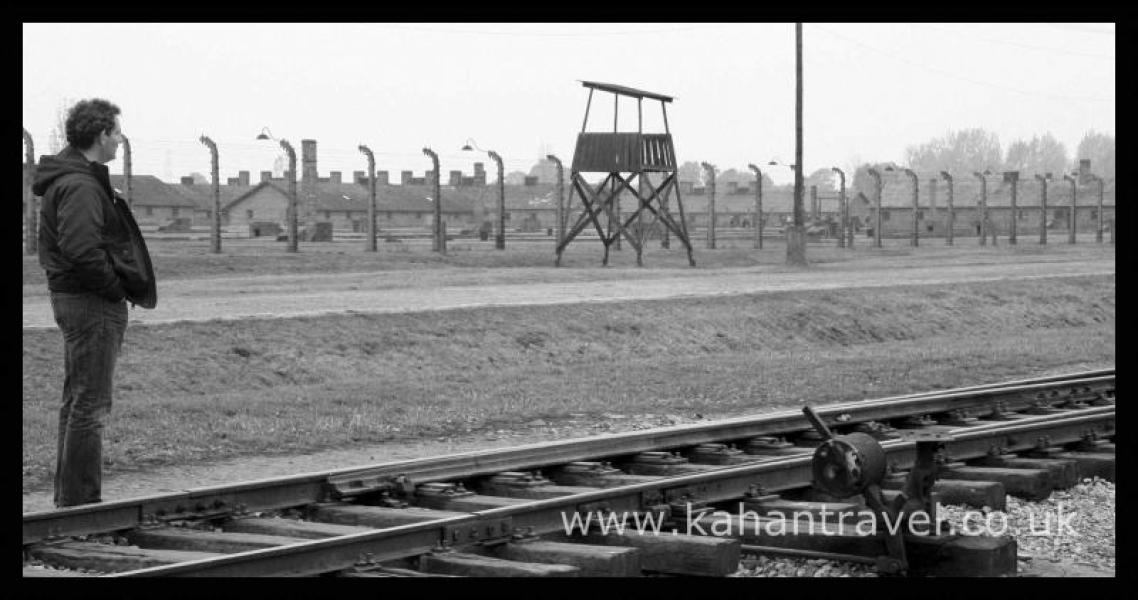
32, 146, 101, 196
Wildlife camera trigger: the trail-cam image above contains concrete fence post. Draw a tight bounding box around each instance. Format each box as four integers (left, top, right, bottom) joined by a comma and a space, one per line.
701, 162, 717, 249
23, 128, 36, 255
868, 168, 883, 248
973, 171, 989, 246
423, 147, 444, 254
199, 135, 221, 254
831, 167, 847, 248
1091, 175, 1104, 244
1035, 173, 1050, 245
940, 171, 954, 246
905, 169, 918, 247
1063, 174, 1077, 244
748, 164, 765, 250
281, 139, 298, 252
1005, 171, 1019, 245
547, 154, 565, 246
358, 144, 377, 252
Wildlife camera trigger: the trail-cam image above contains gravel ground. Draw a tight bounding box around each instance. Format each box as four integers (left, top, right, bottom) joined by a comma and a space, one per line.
732, 477, 1115, 577
732, 555, 880, 577
937, 477, 1115, 576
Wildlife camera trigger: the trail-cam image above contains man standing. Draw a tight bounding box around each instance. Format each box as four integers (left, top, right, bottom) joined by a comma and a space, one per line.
33, 98, 156, 508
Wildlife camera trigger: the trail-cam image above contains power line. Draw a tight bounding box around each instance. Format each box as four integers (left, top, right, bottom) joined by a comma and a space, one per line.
811, 24, 1113, 104
907, 23, 1114, 60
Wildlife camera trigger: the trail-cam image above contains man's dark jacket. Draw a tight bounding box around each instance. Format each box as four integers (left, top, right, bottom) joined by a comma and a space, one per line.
33, 146, 157, 309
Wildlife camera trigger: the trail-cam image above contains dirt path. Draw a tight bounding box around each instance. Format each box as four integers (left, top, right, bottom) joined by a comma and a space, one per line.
21, 254, 1114, 329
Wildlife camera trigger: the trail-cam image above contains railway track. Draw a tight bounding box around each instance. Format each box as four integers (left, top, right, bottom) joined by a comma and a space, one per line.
23, 369, 1114, 577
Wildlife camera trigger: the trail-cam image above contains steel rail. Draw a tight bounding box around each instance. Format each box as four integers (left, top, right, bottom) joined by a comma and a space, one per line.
106, 406, 1113, 576
23, 370, 1113, 545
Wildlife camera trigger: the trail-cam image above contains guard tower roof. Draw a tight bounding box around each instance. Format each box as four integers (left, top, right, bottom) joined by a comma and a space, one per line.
579, 80, 673, 103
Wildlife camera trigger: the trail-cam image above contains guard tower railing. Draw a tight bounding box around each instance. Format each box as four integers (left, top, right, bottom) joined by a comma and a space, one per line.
571, 133, 677, 173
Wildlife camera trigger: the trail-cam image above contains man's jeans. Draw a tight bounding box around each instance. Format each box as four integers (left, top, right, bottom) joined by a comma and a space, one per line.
49, 292, 127, 508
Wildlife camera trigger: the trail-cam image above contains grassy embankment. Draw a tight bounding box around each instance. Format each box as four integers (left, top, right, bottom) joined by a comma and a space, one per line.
22, 272, 1114, 493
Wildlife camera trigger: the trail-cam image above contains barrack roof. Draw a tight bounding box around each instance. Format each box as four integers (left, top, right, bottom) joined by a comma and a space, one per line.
579, 80, 673, 103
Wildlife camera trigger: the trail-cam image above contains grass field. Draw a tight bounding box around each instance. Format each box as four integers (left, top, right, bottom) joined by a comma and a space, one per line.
21, 260, 1114, 494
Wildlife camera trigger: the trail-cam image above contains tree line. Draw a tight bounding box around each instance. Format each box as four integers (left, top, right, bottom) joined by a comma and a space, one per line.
522, 128, 1113, 195
903, 128, 1113, 180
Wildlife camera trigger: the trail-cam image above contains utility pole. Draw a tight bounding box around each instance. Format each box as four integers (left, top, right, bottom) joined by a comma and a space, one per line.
786, 22, 807, 266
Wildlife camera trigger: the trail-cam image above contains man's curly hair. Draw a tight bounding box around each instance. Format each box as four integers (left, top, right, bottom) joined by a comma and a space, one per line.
65, 98, 121, 150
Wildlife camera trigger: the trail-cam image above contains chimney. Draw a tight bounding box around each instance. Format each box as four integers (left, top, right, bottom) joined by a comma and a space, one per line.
353, 170, 366, 185
1079, 159, 1091, 184
449, 170, 462, 186
377, 170, 389, 185
474, 163, 487, 186
726, 181, 739, 194
260, 171, 273, 183
330, 171, 342, 185
425, 170, 436, 186
524, 176, 538, 186
680, 181, 695, 195
226, 177, 240, 186
180, 176, 194, 186
300, 139, 318, 223
401, 170, 413, 185
238, 170, 250, 186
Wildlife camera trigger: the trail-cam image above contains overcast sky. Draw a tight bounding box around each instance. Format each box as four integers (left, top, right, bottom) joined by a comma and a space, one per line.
22, 22, 1114, 185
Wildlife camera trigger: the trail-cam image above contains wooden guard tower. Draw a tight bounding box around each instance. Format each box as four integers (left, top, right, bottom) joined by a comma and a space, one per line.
555, 81, 696, 267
